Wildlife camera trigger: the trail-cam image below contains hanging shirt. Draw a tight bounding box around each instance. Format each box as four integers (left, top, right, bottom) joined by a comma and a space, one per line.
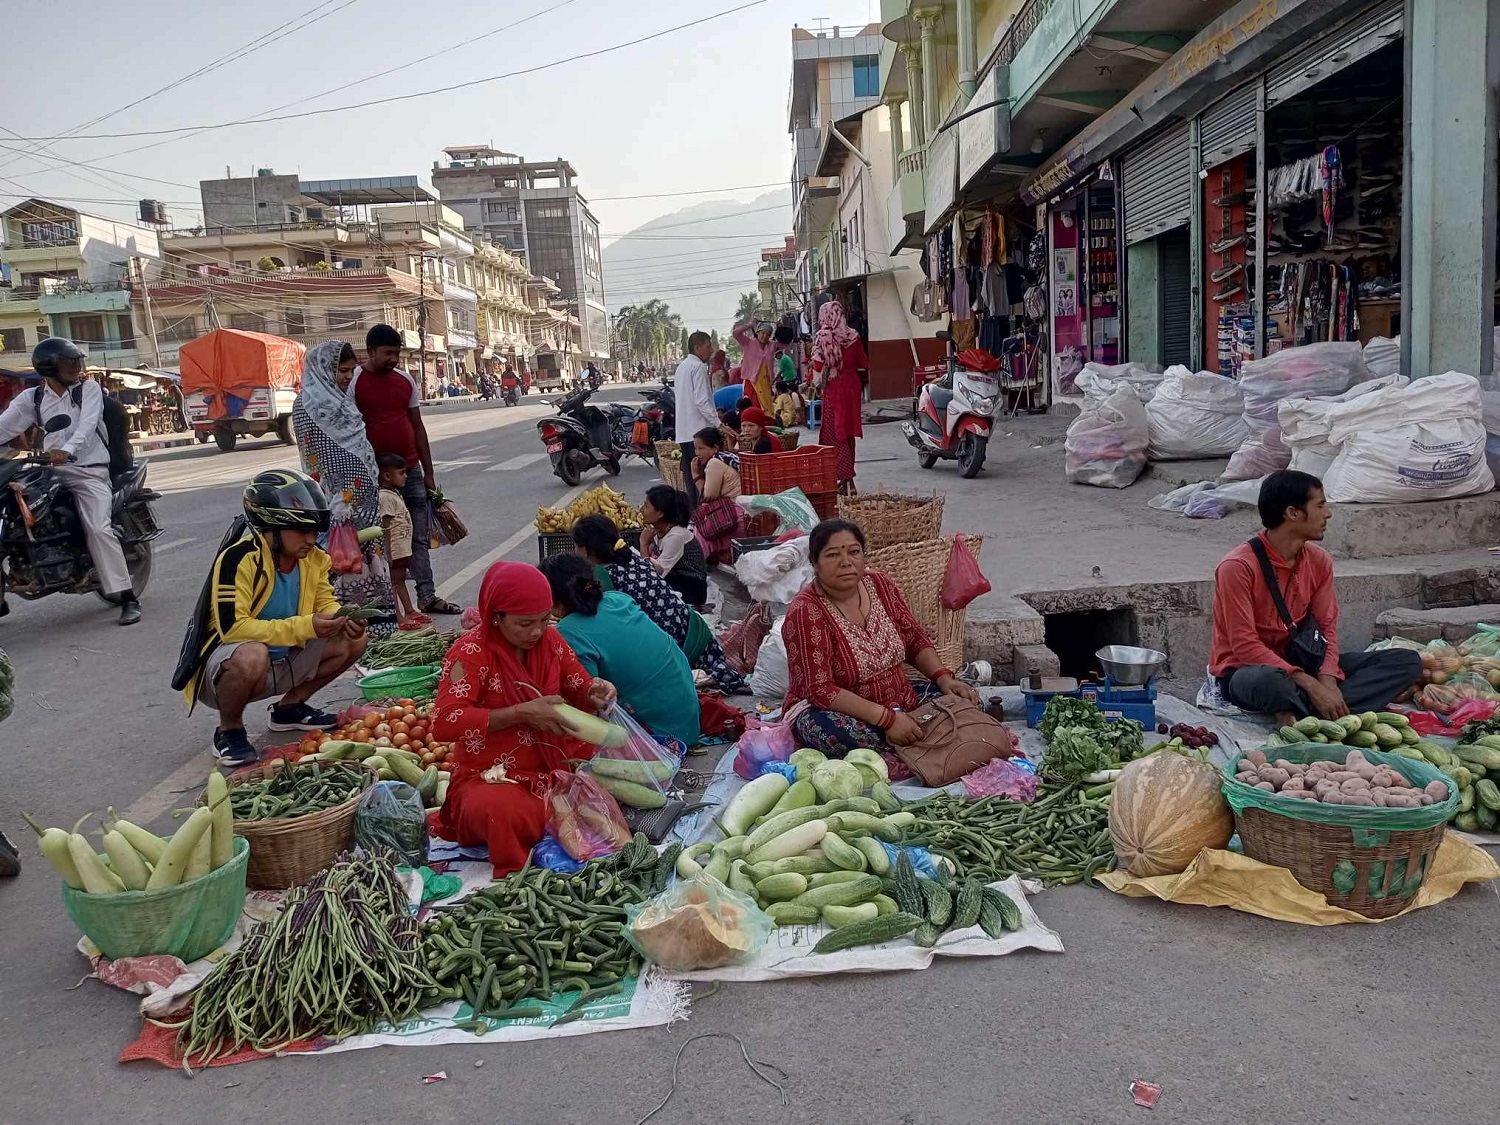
258, 566, 303, 659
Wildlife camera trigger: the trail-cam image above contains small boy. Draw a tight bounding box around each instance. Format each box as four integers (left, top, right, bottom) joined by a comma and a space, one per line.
376, 453, 424, 626
772, 380, 804, 428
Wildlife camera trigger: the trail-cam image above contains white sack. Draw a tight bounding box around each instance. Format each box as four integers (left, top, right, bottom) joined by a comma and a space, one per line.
1482, 391, 1500, 485
1238, 342, 1369, 434
1075, 361, 1165, 404
733, 535, 811, 606
1146, 368, 1250, 459
1221, 427, 1291, 482
1280, 374, 1409, 478
1065, 385, 1150, 488
1321, 371, 1495, 503
1363, 336, 1401, 378
747, 618, 789, 699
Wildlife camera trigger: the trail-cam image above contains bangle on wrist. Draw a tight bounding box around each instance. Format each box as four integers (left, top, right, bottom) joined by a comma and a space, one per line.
930, 667, 954, 685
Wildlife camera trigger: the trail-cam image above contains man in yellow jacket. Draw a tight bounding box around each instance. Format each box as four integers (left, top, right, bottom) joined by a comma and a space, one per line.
174, 469, 367, 767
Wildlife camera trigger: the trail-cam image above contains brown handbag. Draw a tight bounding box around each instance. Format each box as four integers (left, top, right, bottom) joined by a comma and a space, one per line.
893, 695, 1017, 787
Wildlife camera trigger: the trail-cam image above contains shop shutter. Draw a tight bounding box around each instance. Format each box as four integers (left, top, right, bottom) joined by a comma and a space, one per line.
1121, 122, 1191, 245
1159, 229, 1192, 368
1199, 83, 1257, 169
1267, 0, 1403, 107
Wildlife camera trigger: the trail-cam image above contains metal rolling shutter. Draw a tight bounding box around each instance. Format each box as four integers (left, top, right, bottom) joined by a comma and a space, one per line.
1267, 0, 1403, 107
1159, 229, 1192, 368
1121, 122, 1191, 245
1199, 83, 1257, 169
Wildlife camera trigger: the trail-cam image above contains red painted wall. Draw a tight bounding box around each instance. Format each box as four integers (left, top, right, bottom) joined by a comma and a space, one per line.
867, 336, 946, 401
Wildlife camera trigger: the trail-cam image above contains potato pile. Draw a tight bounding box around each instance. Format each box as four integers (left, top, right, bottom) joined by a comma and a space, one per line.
1233, 748, 1449, 809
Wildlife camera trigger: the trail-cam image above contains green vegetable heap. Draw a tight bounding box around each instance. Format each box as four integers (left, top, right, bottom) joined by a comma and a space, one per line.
1038, 695, 1144, 780
228, 761, 369, 820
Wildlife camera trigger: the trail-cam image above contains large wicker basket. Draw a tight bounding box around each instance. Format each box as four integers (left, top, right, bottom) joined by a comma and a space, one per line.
223, 761, 375, 889
837, 490, 945, 552
868, 534, 983, 675
655, 440, 684, 491
1223, 746, 1458, 919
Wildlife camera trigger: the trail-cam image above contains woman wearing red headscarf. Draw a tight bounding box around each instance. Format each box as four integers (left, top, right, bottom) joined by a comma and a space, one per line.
811, 299, 867, 495
432, 560, 617, 875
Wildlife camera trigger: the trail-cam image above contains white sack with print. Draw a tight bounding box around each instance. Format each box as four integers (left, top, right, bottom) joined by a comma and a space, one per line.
1321, 372, 1494, 503
1238, 342, 1369, 435
1146, 367, 1250, 459
1280, 374, 1409, 478
1065, 385, 1150, 488
747, 618, 789, 700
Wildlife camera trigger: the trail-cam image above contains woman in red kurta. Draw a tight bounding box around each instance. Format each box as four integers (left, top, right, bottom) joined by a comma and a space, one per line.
432, 560, 617, 875
811, 300, 868, 494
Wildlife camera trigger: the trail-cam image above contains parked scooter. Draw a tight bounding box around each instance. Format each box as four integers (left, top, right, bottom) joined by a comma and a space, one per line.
536, 385, 625, 485
901, 332, 1001, 478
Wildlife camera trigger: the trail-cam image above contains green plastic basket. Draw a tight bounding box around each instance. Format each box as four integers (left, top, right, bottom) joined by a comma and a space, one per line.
357, 662, 440, 700
62, 835, 249, 962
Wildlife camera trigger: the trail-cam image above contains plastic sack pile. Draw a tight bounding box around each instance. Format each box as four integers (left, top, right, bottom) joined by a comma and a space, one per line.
1146, 367, 1250, 460
1065, 385, 1150, 488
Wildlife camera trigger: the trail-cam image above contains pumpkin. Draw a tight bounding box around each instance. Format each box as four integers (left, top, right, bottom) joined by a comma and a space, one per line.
1108, 752, 1233, 876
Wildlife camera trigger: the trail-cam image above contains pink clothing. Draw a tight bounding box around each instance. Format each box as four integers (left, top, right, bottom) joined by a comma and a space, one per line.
732, 321, 777, 412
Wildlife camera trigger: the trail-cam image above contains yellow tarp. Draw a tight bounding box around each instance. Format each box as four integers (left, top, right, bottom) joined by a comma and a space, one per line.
1098, 835, 1500, 925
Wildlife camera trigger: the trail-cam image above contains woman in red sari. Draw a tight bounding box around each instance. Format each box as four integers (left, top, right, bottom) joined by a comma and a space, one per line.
811, 300, 868, 495
432, 560, 617, 875
782, 519, 978, 758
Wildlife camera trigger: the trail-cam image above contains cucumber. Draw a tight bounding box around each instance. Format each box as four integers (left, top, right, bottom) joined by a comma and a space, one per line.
1476, 778, 1500, 810
808, 869, 869, 889
1375, 711, 1411, 729
727, 859, 756, 897
744, 861, 777, 882
871, 893, 899, 915
812, 911, 922, 953
853, 835, 891, 875
822, 796, 882, 815
1476, 802, 1498, 831
821, 902, 879, 928
1278, 726, 1302, 743
720, 773, 790, 837
770, 854, 836, 877
1371, 723, 1404, 749
1456, 743, 1500, 770
827, 811, 902, 841
871, 781, 902, 813
1346, 730, 1379, 749
743, 806, 826, 854
746, 819, 828, 865
587, 756, 677, 786
416, 765, 440, 803
1358, 711, 1379, 732
592, 773, 667, 809
766, 902, 821, 926
790, 874, 882, 909
1293, 716, 1322, 735
766, 778, 818, 817
820, 831, 868, 872
754, 872, 808, 902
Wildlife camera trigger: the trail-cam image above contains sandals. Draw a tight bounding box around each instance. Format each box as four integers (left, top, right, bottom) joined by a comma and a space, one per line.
420, 597, 462, 615
399, 613, 433, 631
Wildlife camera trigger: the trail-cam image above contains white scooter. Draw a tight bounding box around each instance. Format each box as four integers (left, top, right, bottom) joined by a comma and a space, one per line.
901, 332, 1001, 478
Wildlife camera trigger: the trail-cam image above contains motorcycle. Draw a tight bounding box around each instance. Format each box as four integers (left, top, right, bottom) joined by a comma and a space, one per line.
623, 381, 676, 463
0, 428, 161, 617
501, 377, 521, 407
536, 385, 626, 486
901, 332, 1000, 479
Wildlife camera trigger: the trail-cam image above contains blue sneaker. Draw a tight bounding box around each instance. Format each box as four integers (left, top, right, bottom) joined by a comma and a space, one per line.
213, 727, 260, 769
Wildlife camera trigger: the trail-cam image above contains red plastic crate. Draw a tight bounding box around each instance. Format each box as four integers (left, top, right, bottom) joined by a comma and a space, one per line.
739, 445, 837, 498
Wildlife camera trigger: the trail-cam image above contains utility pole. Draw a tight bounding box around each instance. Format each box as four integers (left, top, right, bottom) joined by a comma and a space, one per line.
417, 253, 429, 399
131, 256, 162, 366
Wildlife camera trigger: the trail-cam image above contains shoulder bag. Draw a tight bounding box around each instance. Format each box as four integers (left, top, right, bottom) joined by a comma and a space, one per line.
894, 695, 1018, 787
1248, 537, 1327, 676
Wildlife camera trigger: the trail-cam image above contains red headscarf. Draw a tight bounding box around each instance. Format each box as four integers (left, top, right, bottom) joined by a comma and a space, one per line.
709, 349, 727, 374
447, 561, 566, 710
813, 299, 860, 380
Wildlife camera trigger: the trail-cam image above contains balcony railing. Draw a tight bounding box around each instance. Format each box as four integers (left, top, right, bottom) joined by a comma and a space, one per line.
990, 0, 1060, 70
898, 144, 927, 178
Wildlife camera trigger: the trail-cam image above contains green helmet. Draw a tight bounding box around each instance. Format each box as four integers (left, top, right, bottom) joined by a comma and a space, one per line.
242, 468, 331, 533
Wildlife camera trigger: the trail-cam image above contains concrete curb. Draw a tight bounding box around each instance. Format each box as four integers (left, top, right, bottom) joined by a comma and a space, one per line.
131, 434, 199, 452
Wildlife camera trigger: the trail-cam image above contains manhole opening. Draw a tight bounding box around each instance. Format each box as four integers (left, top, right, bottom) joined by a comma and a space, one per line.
1043, 607, 1138, 680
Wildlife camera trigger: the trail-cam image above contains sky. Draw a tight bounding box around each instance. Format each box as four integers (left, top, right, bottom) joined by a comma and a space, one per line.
0, 0, 878, 250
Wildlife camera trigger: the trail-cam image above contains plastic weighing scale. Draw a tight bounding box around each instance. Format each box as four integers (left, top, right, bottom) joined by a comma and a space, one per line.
1022, 675, 1159, 729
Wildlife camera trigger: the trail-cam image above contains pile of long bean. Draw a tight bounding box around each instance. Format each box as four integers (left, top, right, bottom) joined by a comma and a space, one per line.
902, 781, 1116, 886
363, 628, 458, 670
417, 833, 677, 1029
173, 851, 434, 1069
228, 761, 368, 820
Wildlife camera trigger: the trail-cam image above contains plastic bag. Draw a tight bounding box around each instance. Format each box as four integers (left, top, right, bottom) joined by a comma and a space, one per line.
877, 842, 947, 881
940, 534, 991, 610
433, 500, 469, 545
1281, 374, 1409, 477
1145, 367, 1249, 459
1065, 385, 1149, 488
1075, 361, 1164, 403
747, 619, 789, 699
1221, 427, 1291, 482
733, 719, 796, 779
327, 520, 364, 575
734, 535, 812, 605
1238, 342, 1370, 435
586, 703, 683, 802
1457, 624, 1500, 660
736, 488, 818, 533
545, 769, 633, 861
1183, 487, 1230, 520
1321, 372, 1494, 504
1363, 335, 1401, 378
353, 781, 428, 868
624, 872, 772, 971
720, 602, 772, 674
961, 757, 1038, 801
1053, 345, 1085, 398
532, 833, 586, 873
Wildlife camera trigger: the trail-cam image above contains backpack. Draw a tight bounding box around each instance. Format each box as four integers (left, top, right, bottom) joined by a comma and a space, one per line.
33, 382, 133, 478
172, 516, 250, 697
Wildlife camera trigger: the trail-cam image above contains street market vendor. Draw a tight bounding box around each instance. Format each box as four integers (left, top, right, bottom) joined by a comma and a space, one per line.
783, 518, 979, 757
431, 560, 617, 876
1209, 470, 1423, 726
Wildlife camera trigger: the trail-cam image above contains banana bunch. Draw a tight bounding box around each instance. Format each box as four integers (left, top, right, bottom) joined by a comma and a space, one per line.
535, 505, 571, 533
566, 484, 643, 530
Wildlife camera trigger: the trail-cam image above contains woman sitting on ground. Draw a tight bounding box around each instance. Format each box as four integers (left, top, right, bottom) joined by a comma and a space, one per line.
690, 426, 744, 565
637, 485, 709, 606
782, 518, 980, 758
541, 554, 702, 747
431, 561, 617, 876
738, 407, 783, 454
572, 513, 747, 693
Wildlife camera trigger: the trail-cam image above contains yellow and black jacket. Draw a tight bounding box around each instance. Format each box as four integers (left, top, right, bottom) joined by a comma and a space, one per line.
173, 519, 340, 709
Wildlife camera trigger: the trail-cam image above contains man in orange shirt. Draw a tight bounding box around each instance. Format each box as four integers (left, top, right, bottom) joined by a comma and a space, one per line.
1208, 471, 1422, 726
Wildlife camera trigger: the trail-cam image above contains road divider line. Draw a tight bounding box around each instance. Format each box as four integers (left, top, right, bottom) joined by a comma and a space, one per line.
434, 481, 586, 599
119, 753, 217, 828
485, 451, 549, 471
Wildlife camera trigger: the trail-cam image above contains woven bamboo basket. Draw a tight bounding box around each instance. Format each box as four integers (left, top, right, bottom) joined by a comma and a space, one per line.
868, 534, 983, 676
222, 761, 375, 890
837, 490, 945, 552
655, 440, 684, 491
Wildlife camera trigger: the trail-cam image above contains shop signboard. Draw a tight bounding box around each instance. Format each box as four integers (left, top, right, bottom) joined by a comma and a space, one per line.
958, 66, 1012, 190
923, 128, 959, 237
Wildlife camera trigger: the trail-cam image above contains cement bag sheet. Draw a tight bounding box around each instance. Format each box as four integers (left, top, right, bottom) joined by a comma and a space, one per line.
1322, 371, 1495, 503
1146, 367, 1249, 459
1238, 342, 1368, 435
1065, 385, 1150, 488
1280, 374, 1408, 478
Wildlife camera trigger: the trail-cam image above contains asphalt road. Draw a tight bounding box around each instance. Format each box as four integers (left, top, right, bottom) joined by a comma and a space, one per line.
1, 388, 1496, 1124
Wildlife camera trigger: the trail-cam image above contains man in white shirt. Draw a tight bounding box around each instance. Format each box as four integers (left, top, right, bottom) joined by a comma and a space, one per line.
0, 338, 139, 624
673, 331, 717, 509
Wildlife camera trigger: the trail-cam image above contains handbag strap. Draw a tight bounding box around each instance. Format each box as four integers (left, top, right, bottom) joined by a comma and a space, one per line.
1248, 537, 1295, 630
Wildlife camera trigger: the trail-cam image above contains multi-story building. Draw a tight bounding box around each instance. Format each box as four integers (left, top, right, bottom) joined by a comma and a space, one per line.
524, 273, 582, 386
755, 236, 798, 319
140, 173, 477, 391
431, 147, 610, 366
0, 198, 160, 367
470, 238, 532, 375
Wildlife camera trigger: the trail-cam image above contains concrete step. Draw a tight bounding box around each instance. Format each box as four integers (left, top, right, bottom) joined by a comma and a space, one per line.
1372, 603, 1500, 645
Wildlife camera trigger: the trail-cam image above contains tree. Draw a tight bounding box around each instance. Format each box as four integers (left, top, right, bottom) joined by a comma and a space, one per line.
734, 291, 760, 324
615, 299, 686, 369
679, 327, 688, 355
710, 329, 720, 354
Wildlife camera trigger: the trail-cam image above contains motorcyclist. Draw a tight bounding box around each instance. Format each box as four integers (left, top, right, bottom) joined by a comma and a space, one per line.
0, 338, 140, 625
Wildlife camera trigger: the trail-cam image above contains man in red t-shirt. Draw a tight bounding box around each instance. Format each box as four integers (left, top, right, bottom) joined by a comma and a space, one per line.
348, 324, 460, 615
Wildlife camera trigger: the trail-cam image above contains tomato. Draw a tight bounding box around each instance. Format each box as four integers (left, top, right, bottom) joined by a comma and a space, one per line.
392, 720, 410, 736
392, 733, 410, 747
376, 736, 392, 747
374, 722, 392, 738
421, 751, 436, 764
409, 723, 427, 740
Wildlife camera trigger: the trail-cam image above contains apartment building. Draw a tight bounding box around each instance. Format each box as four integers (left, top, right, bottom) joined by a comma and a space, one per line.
431, 147, 610, 366
756, 236, 798, 319
0, 198, 160, 367
470, 238, 532, 374
524, 273, 582, 384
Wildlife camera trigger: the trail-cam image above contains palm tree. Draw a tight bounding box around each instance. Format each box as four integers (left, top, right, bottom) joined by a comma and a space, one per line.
734, 291, 760, 324
615, 300, 687, 368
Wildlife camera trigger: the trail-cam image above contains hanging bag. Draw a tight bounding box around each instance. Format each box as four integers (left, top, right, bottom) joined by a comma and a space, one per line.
939, 534, 991, 610
1248, 538, 1327, 676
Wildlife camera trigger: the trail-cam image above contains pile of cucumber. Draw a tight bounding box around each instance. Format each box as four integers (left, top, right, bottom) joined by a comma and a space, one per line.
301, 739, 447, 809
1266, 710, 1420, 750
1417, 737, 1500, 832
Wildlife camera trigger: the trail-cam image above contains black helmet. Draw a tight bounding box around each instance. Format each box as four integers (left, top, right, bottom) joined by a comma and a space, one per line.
242, 468, 331, 533
32, 337, 86, 378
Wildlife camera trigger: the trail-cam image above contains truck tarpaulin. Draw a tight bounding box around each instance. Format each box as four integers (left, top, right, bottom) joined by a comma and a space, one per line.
178, 328, 305, 420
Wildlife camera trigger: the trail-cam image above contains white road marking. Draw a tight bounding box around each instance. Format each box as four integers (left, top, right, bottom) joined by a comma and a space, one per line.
434, 482, 586, 599
432, 459, 491, 471
119, 752, 217, 827
485, 451, 549, 471
455, 445, 487, 458
154, 537, 194, 553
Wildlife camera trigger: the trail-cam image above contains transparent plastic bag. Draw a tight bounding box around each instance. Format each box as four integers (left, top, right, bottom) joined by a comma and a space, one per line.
733, 719, 796, 779
1457, 624, 1500, 660
624, 873, 772, 971
1064, 385, 1149, 488
736, 488, 818, 533
585, 703, 683, 801
353, 781, 428, 868
545, 769, 633, 861
960, 757, 1039, 801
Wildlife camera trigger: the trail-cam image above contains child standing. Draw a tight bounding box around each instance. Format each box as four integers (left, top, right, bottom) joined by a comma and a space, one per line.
377, 453, 426, 627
